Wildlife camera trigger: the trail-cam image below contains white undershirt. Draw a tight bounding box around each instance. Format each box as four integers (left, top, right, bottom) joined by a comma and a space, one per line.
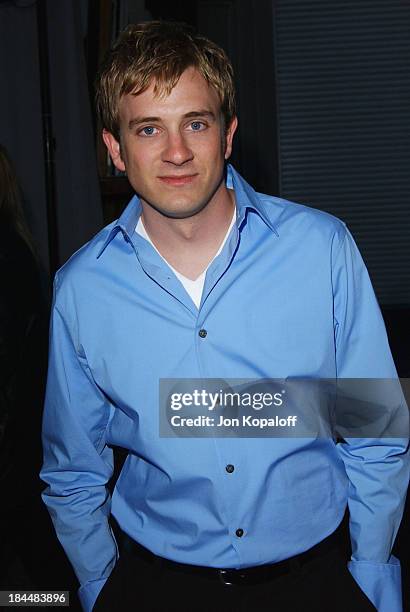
135, 211, 236, 308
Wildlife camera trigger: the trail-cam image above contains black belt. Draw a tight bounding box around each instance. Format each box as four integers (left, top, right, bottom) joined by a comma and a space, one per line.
123, 518, 347, 587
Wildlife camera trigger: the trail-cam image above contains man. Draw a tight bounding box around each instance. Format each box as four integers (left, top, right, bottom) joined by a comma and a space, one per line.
41, 21, 409, 612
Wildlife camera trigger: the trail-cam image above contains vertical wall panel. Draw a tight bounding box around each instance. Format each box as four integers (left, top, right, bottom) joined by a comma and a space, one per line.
274, 0, 410, 305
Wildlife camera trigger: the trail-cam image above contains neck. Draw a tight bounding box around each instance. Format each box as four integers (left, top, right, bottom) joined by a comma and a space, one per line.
140, 183, 235, 280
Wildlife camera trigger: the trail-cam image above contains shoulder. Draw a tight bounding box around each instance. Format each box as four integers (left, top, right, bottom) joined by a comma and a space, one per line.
0, 224, 33, 263
230, 165, 347, 244
257, 191, 347, 238
0, 224, 43, 300
254, 192, 349, 259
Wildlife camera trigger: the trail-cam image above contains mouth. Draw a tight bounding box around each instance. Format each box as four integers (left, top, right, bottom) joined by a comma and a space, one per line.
158, 174, 198, 186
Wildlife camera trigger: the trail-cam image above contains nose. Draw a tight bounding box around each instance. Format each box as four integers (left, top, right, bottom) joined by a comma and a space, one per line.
161, 131, 194, 166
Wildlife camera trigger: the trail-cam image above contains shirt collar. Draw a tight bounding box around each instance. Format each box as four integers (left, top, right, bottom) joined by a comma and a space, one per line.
226, 165, 278, 235
97, 194, 142, 258
97, 163, 278, 258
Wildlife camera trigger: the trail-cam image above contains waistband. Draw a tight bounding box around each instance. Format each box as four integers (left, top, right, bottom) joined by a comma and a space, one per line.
122, 517, 348, 587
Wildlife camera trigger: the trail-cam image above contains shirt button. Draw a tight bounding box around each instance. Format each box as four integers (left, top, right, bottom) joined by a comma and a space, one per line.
198, 329, 207, 338
225, 464, 235, 473
236, 528, 244, 538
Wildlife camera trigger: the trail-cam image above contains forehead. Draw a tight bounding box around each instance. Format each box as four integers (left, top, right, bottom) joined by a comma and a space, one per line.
118, 67, 221, 122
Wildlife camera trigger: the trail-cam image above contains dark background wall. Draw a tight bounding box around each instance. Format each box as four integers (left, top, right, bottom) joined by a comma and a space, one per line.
0, 0, 408, 609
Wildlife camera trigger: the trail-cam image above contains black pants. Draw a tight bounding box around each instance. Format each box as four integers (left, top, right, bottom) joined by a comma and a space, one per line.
94, 533, 376, 612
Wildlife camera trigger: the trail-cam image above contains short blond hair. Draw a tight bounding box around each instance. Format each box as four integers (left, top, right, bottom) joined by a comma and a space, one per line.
96, 21, 236, 141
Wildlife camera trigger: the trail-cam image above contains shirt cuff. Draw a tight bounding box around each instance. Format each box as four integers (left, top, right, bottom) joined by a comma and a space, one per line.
78, 578, 108, 612
348, 555, 402, 612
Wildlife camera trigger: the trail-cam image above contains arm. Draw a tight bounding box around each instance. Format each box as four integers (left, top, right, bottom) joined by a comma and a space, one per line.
41, 274, 117, 612
332, 227, 410, 612
0, 233, 46, 497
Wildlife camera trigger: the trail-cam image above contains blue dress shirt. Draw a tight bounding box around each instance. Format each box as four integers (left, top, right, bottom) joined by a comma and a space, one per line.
41, 165, 409, 612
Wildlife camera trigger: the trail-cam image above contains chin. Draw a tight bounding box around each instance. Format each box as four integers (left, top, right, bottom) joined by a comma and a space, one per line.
146, 199, 210, 220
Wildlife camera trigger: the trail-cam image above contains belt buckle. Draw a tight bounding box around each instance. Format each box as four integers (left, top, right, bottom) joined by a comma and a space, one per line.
218, 569, 246, 586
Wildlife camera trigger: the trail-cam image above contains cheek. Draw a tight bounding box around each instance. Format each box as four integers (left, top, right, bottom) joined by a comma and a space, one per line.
122, 134, 155, 158
195, 136, 226, 161
125, 147, 155, 171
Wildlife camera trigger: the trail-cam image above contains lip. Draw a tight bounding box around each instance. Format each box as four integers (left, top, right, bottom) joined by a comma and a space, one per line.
158, 174, 198, 186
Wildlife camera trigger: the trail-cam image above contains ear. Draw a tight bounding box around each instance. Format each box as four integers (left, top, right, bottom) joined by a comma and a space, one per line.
102, 129, 126, 172
224, 116, 238, 160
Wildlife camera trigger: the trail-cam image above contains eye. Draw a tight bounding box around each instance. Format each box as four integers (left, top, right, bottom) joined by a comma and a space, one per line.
139, 126, 159, 136
189, 121, 206, 131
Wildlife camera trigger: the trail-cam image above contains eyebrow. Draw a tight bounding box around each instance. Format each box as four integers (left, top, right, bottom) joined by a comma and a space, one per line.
128, 110, 216, 130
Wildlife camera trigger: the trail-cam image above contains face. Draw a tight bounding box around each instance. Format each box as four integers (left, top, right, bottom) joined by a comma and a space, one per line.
103, 67, 237, 219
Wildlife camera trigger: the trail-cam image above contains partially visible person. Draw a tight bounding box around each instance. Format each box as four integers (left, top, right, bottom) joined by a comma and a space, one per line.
0, 145, 80, 607
0, 143, 45, 516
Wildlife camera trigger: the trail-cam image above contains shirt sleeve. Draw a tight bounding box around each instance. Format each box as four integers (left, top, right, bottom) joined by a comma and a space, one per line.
40, 274, 117, 612
331, 226, 410, 612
